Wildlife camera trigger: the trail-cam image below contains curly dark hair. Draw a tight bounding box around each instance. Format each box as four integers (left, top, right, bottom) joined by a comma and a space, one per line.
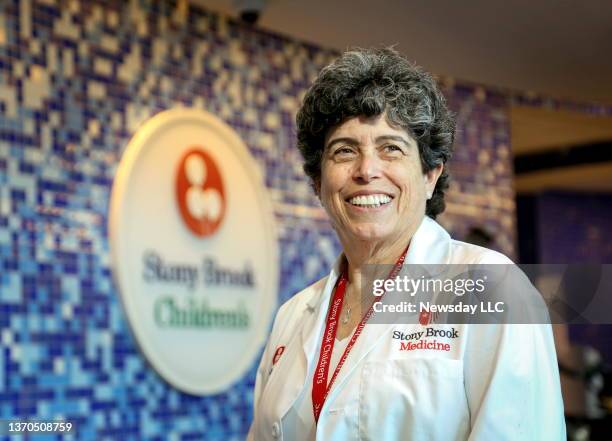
296, 47, 455, 219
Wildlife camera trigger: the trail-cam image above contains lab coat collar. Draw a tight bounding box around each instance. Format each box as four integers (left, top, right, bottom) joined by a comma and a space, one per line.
305, 216, 450, 312
286, 216, 452, 418
305, 254, 344, 311
306, 216, 451, 312
404, 216, 452, 265
322, 218, 451, 407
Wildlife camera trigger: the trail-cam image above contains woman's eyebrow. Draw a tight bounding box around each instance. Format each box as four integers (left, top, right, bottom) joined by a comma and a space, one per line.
325, 137, 359, 150
326, 135, 411, 150
375, 135, 411, 146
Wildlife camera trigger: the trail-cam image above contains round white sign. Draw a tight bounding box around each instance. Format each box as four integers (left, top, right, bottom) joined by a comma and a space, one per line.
109, 108, 278, 395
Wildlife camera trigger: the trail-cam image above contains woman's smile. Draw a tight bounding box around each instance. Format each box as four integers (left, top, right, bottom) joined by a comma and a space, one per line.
345, 192, 394, 210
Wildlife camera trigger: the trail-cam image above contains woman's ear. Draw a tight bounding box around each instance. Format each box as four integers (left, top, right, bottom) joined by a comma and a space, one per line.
313, 178, 321, 198
424, 163, 443, 199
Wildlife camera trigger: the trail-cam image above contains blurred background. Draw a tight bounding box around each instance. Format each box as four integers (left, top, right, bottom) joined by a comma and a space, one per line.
0, 0, 611, 439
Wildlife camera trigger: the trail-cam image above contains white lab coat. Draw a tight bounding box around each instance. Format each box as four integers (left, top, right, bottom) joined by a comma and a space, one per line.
248, 217, 566, 440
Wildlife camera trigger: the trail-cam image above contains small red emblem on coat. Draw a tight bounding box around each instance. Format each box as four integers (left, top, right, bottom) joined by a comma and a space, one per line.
272, 346, 285, 365
419, 311, 438, 326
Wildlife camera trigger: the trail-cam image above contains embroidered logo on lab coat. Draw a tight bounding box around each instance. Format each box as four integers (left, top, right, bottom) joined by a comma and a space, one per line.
392, 327, 459, 352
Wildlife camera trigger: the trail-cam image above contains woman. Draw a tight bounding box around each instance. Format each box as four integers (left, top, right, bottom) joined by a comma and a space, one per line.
248, 48, 565, 440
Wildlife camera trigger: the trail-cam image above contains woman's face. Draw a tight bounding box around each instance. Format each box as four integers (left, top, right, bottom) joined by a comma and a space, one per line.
318, 114, 442, 245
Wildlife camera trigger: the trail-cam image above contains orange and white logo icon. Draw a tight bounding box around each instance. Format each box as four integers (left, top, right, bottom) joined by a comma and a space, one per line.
176, 148, 225, 237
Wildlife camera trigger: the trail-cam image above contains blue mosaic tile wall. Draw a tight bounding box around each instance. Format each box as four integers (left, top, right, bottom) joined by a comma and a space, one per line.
438, 82, 515, 254
0, 0, 546, 439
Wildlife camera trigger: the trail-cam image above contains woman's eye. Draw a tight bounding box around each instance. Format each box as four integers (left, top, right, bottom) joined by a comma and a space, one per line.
334, 147, 355, 156
383, 144, 404, 154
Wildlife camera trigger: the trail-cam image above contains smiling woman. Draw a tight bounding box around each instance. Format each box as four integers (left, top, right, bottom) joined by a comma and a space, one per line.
319, 115, 441, 252
248, 48, 565, 441
298, 49, 454, 218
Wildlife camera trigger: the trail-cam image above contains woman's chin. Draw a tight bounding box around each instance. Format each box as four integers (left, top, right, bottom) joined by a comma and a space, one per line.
345, 225, 394, 244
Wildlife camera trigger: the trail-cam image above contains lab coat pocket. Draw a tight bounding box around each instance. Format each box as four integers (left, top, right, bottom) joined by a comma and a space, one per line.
358, 358, 469, 441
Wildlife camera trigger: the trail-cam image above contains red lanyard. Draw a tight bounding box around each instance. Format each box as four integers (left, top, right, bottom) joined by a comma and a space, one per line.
311, 250, 407, 423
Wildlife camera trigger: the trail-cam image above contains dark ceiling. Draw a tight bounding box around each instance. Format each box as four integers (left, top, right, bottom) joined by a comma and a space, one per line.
198, 0, 612, 106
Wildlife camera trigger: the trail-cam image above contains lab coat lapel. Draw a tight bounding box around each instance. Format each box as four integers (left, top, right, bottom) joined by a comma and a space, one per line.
323, 217, 452, 405
300, 255, 344, 371
272, 257, 343, 418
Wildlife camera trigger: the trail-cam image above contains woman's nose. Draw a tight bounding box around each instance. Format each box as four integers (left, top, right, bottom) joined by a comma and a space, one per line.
353, 153, 382, 182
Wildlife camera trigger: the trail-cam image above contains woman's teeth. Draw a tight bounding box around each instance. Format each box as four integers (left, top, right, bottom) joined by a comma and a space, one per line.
348, 194, 392, 208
